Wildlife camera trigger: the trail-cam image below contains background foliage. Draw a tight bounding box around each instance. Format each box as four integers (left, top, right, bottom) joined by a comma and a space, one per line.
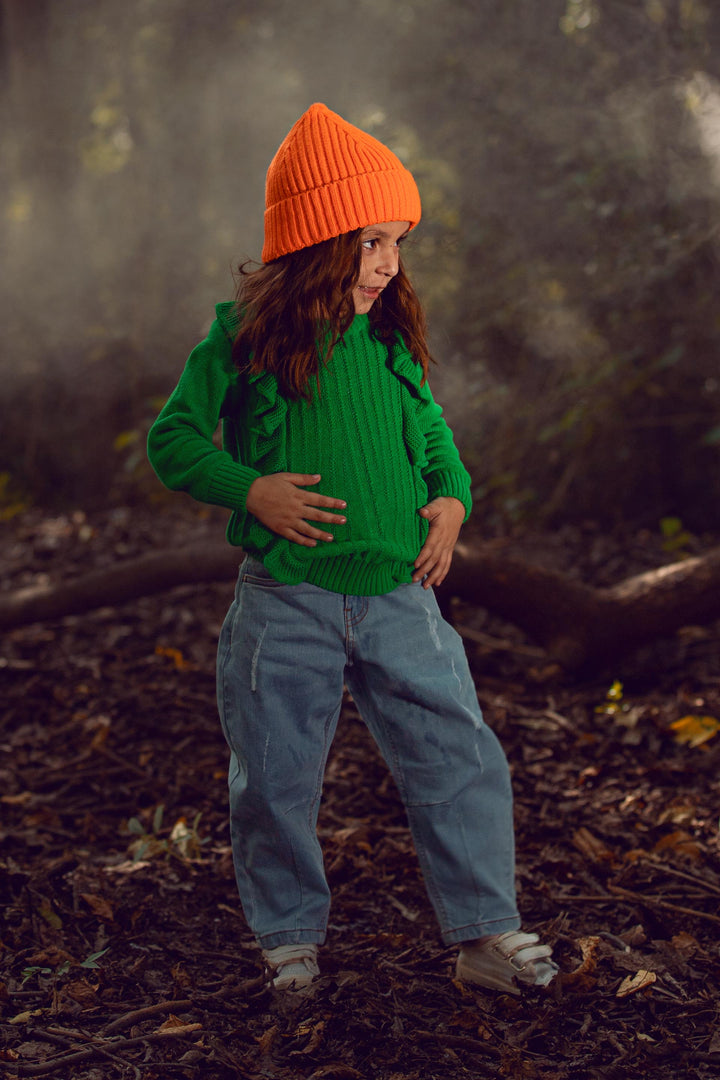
2, 0, 720, 527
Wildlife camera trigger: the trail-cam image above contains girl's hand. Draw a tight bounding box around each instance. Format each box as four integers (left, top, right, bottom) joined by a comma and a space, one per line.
246, 473, 347, 547
413, 497, 465, 589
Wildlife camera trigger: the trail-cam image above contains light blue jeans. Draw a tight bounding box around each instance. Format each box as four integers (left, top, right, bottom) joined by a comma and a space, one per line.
216, 556, 520, 950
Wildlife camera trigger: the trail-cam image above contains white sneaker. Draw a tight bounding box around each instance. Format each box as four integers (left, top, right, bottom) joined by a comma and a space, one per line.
456, 931, 558, 995
263, 944, 320, 990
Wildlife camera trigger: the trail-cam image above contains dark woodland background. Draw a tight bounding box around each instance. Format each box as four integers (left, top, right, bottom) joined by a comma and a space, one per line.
3, 0, 720, 528
2, 3, 720, 1079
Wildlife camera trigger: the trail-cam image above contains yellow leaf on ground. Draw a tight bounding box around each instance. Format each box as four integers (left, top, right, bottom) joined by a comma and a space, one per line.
155, 646, 192, 670
669, 714, 720, 747
9, 1009, 44, 1025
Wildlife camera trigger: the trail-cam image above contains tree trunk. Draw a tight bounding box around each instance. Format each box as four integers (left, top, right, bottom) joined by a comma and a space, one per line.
2, 541, 720, 671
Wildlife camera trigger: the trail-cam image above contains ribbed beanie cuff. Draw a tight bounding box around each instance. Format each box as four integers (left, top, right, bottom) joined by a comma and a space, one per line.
262, 103, 421, 262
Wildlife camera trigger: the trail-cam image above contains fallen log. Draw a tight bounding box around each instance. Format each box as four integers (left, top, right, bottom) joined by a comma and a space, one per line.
1, 541, 719, 671
0, 545, 242, 634
440, 541, 720, 670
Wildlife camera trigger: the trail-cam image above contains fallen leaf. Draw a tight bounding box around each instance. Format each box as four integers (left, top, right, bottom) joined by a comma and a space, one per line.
669, 714, 719, 747
653, 830, 702, 861
562, 935, 602, 989
60, 978, 99, 1008
9, 1009, 44, 1025
157, 1015, 202, 1033
616, 970, 657, 997
289, 1019, 326, 1055
620, 925, 647, 947
1, 792, 34, 806
256, 1024, 279, 1053
37, 897, 62, 930
103, 858, 152, 874
25, 947, 73, 968
171, 962, 192, 988
170, 817, 202, 859
572, 828, 614, 863
155, 646, 192, 670
81, 893, 115, 921
657, 799, 696, 825
671, 932, 699, 955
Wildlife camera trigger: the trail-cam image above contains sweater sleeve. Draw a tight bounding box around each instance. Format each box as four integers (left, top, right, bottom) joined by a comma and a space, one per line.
146, 317, 261, 517
417, 382, 473, 521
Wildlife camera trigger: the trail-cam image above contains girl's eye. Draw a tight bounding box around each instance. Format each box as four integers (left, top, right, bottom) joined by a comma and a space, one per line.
361, 238, 377, 250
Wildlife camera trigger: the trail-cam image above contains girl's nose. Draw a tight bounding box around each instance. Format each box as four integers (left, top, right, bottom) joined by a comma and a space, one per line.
380, 248, 400, 277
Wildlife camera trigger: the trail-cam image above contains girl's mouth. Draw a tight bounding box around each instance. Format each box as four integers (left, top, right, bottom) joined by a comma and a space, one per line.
358, 286, 381, 297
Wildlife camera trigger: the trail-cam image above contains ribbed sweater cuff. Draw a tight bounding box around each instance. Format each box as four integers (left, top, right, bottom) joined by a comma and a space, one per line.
424, 470, 472, 521
207, 461, 261, 510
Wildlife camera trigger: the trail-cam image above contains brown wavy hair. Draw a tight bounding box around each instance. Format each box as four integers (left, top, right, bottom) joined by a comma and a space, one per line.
232, 229, 432, 400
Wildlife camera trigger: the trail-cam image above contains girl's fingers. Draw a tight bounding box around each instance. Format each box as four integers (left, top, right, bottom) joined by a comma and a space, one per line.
246, 474, 346, 543
285, 531, 318, 547
285, 473, 323, 486
423, 555, 451, 588
285, 525, 334, 545
285, 474, 346, 509
306, 494, 347, 509
303, 508, 346, 524
413, 543, 453, 585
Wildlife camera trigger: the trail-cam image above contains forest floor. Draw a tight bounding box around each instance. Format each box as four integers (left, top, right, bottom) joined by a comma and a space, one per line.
1, 502, 720, 1080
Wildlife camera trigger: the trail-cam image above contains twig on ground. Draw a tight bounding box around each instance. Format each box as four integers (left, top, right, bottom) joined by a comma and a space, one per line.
3, 1028, 202, 1077
552, 886, 720, 924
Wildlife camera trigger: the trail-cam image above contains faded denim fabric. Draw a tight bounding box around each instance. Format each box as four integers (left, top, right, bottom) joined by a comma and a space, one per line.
216, 556, 520, 949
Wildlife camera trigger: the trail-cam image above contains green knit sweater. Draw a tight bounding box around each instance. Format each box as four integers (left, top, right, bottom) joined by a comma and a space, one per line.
147, 302, 472, 596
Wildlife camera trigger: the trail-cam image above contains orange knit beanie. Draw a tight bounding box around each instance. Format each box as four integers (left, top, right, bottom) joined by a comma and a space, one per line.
262, 103, 422, 262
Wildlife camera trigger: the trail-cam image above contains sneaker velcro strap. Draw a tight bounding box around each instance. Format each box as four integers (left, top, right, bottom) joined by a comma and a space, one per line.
263, 944, 318, 971
491, 932, 553, 972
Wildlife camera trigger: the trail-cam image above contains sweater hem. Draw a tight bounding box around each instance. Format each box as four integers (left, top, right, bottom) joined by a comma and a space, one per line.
301, 554, 413, 596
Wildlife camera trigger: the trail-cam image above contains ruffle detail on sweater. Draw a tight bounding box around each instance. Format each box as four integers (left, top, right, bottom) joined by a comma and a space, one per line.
386, 336, 424, 391
386, 337, 435, 473
229, 368, 290, 557
215, 300, 242, 337
215, 300, 288, 475
244, 368, 288, 470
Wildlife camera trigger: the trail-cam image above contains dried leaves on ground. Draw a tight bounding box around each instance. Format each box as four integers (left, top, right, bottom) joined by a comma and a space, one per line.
1, 506, 720, 1079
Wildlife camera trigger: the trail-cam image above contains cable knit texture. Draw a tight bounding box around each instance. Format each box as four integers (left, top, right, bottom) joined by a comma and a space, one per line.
263, 103, 422, 261
147, 303, 472, 596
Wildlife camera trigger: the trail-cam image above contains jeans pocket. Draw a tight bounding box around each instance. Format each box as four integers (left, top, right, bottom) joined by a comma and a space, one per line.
241, 556, 285, 589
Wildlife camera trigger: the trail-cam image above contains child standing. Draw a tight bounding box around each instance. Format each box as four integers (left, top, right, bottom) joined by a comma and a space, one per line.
147, 104, 557, 995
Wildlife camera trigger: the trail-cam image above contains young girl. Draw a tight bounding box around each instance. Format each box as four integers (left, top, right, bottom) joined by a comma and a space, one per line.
147, 103, 557, 995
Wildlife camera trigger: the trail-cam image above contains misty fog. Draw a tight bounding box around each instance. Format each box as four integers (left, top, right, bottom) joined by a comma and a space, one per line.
2, 0, 720, 525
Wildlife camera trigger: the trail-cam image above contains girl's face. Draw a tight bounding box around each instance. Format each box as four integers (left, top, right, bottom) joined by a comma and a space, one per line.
353, 221, 410, 314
